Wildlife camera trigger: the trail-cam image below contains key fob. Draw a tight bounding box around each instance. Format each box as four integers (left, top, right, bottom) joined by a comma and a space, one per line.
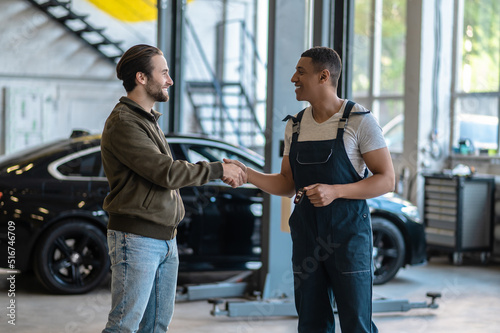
294, 188, 306, 204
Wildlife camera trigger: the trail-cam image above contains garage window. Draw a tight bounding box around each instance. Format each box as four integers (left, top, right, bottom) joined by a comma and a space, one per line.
352, 0, 407, 152
451, 0, 500, 153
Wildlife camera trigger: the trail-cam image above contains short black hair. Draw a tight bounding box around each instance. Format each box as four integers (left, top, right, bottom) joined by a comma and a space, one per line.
301, 46, 342, 86
116, 44, 163, 92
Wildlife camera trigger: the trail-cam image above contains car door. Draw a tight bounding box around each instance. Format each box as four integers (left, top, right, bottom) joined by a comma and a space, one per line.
49, 146, 108, 221
170, 139, 263, 270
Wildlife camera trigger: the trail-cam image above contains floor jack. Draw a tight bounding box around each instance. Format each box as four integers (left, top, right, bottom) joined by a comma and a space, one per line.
176, 271, 253, 302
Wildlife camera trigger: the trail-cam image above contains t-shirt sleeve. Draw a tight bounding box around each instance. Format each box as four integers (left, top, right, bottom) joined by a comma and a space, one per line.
283, 119, 293, 156
357, 113, 387, 154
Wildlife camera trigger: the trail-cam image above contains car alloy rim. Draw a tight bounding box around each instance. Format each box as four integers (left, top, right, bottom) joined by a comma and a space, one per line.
373, 231, 399, 274
49, 234, 102, 287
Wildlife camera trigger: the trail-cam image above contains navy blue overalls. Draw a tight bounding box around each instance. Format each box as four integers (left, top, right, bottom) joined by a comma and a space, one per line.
285, 101, 378, 333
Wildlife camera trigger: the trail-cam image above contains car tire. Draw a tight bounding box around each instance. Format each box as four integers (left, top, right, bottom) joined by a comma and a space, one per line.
33, 220, 110, 294
372, 217, 405, 285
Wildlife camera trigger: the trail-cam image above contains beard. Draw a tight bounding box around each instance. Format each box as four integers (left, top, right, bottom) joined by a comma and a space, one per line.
145, 80, 169, 102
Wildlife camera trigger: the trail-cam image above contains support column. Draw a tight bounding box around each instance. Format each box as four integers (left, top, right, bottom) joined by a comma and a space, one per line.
260, 0, 307, 300
157, 0, 183, 133
403, 0, 450, 208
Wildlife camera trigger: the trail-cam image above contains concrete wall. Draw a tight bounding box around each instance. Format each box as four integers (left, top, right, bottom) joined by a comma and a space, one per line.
0, 0, 123, 154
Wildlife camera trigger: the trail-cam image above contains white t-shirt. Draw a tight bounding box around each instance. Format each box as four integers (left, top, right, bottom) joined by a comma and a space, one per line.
283, 100, 387, 177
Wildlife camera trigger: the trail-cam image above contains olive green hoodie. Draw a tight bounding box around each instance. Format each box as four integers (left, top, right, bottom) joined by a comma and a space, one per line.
101, 97, 223, 240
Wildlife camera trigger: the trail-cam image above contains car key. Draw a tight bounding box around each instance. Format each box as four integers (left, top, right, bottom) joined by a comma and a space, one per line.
294, 188, 306, 204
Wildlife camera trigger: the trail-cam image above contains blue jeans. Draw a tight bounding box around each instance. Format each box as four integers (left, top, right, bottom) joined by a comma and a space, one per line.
103, 230, 179, 333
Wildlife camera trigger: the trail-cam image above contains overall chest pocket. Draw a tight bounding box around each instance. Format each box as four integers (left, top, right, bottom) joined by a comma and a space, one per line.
296, 149, 332, 165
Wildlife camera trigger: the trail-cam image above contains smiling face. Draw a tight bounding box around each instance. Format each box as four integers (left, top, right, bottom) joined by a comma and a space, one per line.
291, 57, 324, 103
144, 54, 174, 102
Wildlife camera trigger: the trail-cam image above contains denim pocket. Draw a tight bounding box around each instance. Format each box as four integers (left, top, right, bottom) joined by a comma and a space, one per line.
124, 232, 145, 239
107, 230, 117, 265
335, 234, 372, 273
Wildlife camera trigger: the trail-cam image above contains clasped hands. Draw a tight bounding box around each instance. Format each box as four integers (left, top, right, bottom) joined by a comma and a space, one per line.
221, 159, 337, 207
221, 158, 248, 188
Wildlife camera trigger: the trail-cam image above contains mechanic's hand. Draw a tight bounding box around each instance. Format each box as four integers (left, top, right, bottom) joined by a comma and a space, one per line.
223, 158, 247, 174
221, 161, 247, 187
223, 158, 248, 185
303, 183, 338, 207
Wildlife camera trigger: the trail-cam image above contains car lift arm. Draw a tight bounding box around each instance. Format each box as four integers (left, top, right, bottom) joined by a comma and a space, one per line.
208, 292, 441, 317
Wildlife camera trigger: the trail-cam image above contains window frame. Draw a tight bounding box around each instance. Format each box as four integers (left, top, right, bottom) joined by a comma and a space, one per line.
48, 146, 106, 181
351, 0, 407, 153
449, 0, 500, 154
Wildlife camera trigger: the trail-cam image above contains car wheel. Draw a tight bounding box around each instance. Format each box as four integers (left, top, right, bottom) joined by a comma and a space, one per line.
33, 220, 110, 294
372, 217, 405, 285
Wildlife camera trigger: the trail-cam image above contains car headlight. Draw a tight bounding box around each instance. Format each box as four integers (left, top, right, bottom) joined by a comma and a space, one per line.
401, 205, 422, 223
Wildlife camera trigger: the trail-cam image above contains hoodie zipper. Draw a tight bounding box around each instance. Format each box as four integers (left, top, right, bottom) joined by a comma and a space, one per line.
154, 119, 183, 238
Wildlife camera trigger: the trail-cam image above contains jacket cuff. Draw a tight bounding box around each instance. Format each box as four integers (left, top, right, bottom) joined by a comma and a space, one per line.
209, 162, 224, 180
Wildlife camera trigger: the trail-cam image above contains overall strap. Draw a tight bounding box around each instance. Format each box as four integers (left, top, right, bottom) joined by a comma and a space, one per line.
337, 100, 356, 139
283, 108, 306, 142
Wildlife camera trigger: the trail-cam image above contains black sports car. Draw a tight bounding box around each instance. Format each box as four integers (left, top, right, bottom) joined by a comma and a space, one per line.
0, 133, 426, 294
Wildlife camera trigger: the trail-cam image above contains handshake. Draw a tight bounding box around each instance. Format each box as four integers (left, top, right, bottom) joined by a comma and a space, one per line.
221, 158, 248, 188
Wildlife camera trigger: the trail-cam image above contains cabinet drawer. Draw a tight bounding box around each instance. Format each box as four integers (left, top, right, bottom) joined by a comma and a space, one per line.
424, 197, 457, 208
426, 178, 457, 186
427, 218, 456, 231
425, 184, 457, 194
426, 227, 456, 247
425, 205, 457, 216
424, 212, 457, 222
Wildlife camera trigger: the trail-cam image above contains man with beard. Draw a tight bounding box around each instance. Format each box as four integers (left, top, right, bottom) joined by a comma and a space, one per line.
101, 44, 246, 332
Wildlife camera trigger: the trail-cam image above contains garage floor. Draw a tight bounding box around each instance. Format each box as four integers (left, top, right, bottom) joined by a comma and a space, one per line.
1, 255, 499, 333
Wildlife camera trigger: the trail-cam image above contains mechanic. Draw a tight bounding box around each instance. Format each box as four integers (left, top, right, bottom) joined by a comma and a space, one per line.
225, 46, 395, 332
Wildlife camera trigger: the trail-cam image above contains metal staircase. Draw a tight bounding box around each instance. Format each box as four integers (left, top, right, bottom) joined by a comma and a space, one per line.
25, 0, 265, 151
185, 17, 266, 152
25, 0, 124, 63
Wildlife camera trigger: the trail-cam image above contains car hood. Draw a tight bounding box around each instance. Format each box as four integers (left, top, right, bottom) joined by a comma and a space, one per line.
367, 193, 421, 222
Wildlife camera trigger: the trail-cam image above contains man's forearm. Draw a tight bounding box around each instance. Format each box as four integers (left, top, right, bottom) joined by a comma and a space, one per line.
304, 172, 395, 207
247, 168, 295, 197
334, 172, 395, 200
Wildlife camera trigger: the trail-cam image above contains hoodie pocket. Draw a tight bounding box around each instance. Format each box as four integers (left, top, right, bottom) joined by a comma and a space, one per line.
142, 184, 157, 209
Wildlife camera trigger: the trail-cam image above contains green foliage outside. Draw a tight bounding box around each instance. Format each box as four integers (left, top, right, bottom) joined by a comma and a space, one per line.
352, 0, 406, 96
461, 0, 500, 92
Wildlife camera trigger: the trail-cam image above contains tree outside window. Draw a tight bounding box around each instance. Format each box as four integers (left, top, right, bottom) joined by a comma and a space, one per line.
352, 0, 407, 152
453, 0, 500, 153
